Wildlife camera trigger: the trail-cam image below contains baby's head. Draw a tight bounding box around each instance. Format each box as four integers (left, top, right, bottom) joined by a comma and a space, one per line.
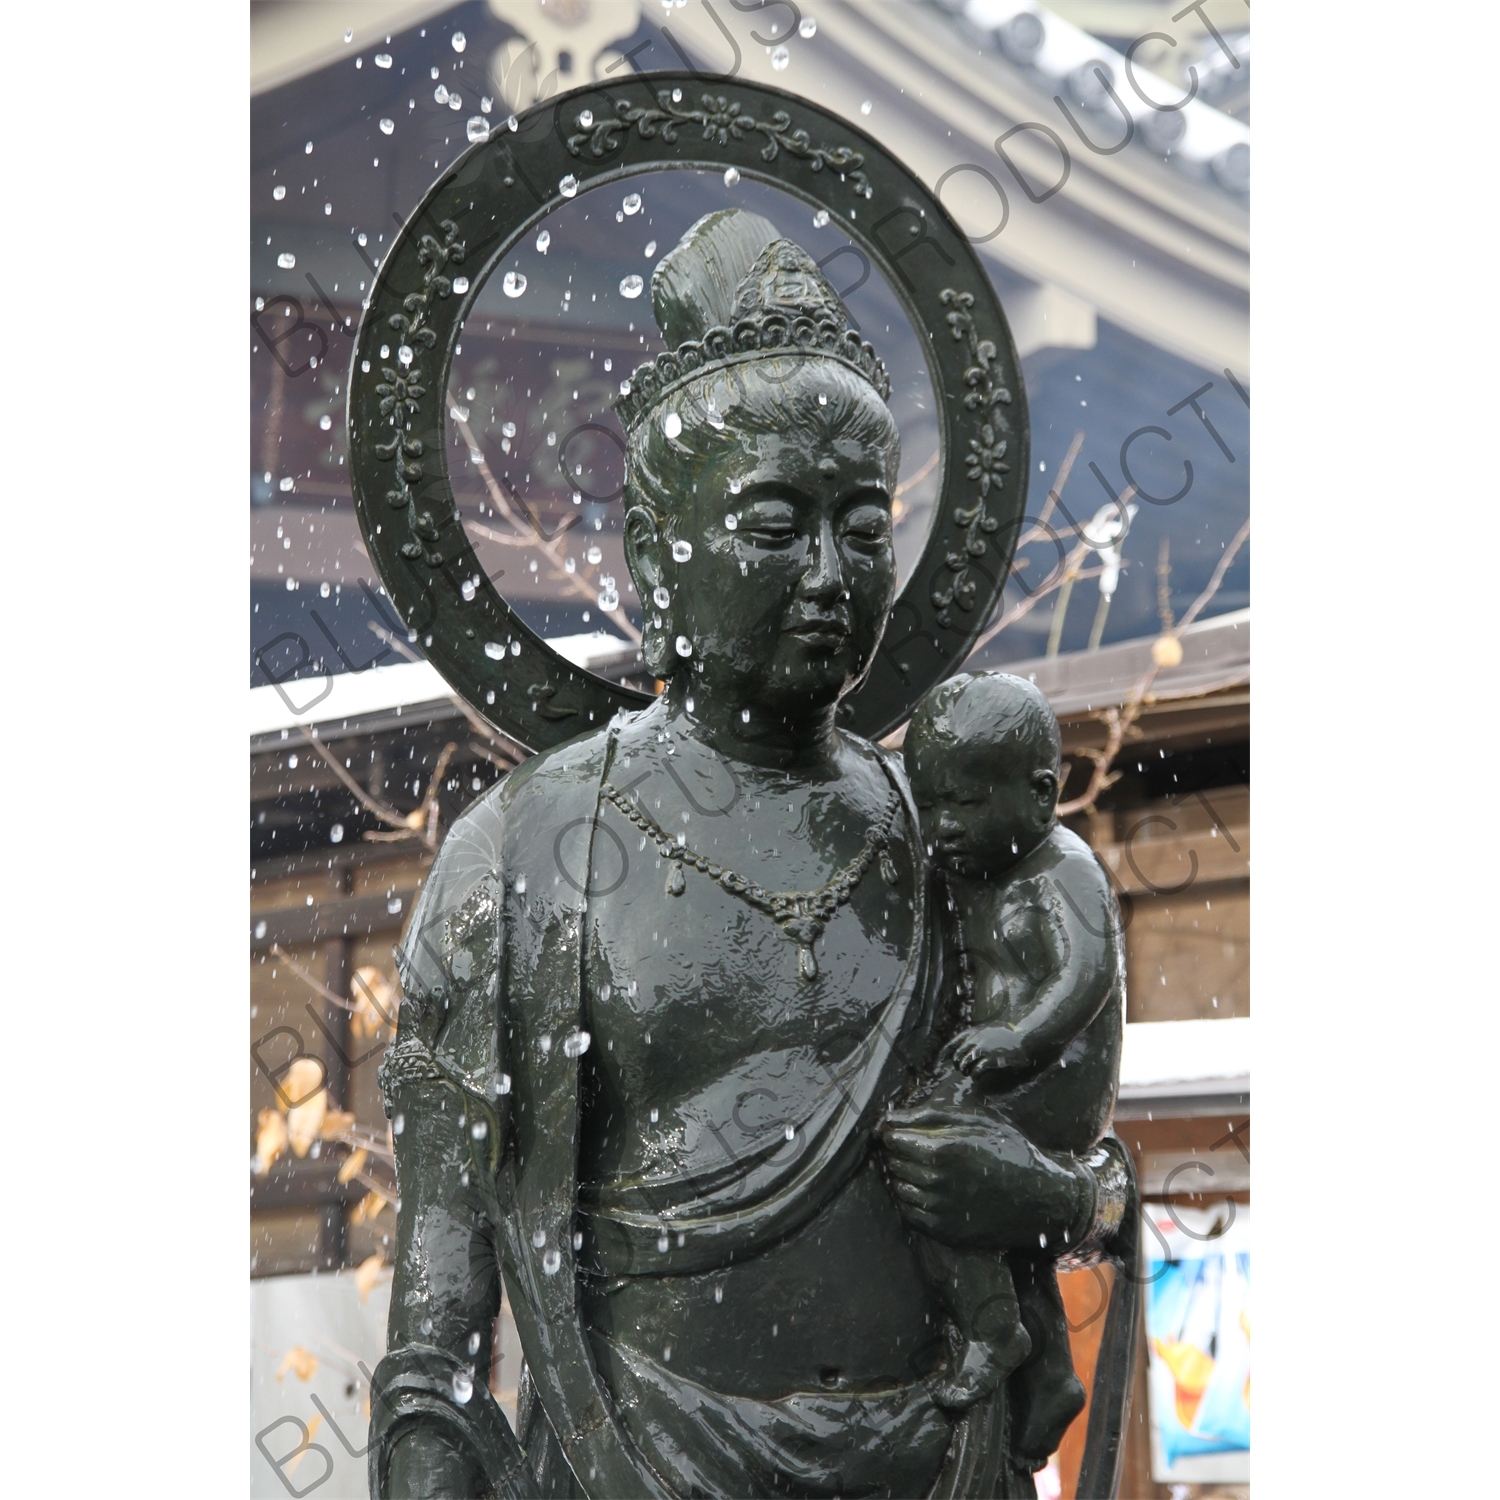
904, 672, 1062, 879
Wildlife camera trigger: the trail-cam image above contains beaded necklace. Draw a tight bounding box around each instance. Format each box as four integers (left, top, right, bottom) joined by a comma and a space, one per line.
601, 761, 903, 981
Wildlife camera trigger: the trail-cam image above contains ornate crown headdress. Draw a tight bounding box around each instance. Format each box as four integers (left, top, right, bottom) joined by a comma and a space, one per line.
614, 209, 891, 432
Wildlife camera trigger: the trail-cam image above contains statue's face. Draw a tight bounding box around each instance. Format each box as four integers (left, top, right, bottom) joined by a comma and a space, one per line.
907, 733, 1057, 879
661, 399, 898, 720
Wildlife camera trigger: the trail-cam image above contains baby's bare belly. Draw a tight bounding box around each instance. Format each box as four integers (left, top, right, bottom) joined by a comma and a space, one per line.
581, 1155, 946, 1397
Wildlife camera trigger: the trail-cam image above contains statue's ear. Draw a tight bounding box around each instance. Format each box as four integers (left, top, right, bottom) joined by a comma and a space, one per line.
1033, 767, 1059, 810
624, 504, 664, 596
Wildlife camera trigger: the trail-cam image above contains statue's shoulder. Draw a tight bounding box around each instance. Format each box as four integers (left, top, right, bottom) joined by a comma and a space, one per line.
396, 723, 621, 996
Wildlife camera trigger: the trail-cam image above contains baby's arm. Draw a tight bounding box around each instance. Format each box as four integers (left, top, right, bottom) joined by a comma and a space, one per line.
952, 845, 1118, 1079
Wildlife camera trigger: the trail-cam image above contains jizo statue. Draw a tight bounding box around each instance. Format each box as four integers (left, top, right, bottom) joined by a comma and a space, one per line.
352, 78, 1138, 1500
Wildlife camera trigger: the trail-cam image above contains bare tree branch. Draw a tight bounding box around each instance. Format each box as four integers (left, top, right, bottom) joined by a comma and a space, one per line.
1056, 517, 1250, 817
449, 397, 642, 644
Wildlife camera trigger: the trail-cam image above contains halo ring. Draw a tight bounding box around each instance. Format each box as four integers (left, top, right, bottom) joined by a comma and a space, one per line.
348, 72, 1029, 751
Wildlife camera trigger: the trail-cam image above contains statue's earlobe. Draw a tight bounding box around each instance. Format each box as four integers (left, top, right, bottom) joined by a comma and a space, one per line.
625, 505, 676, 678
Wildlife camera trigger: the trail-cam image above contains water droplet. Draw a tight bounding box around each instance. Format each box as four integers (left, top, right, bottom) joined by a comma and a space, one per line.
860, 100, 872, 115
644, 239, 658, 257
741, 708, 751, 723
706, 408, 725, 429
542, 1247, 562, 1274
452, 277, 470, 297
449, 93, 463, 111
652, 586, 670, 608
723, 166, 740, 185
535, 229, 551, 254
662, 412, 683, 441
799, 16, 818, 38
671, 540, 692, 562
330, 822, 344, 843
728, 477, 742, 494
379, 344, 389, 358
503, 271, 527, 297
471, 1118, 488, 1140
657, 1232, 670, 1252
421, 1316, 433, 1335
452, 30, 467, 52
784, 1123, 796, 1140
559, 174, 579, 197
393, 1113, 405, 1135
818, 393, 827, 406
377, 117, 395, 139
515, 874, 527, 894
279, 476, 294, 492
498, 1072, 512, 1094
507, 114, 519, 132
622, 192, 643, 215
277, 252, 296, 269
501, 420, 517, 438
675, 635, 693, 657
481, 96, 493, 113
272, 184, 286, 201
468, 1330, 481, 1354
485, 641, 505, 658
649, 1108, 659, 1123
578, 108, 594, 127
1039, 1232, 1048, 1248
714, 1285, 724, 1303
573, 1231, 584, 1250
770, 45, 790, 70
452, 1370, 473, 1403
586, 544, 603, 564
813, 209, 830, 228
344, 27, 354, 42
672, 87, 683, 102
619, 380, 632, 395
375, 52, 392, 68
434, 84, 449, 104
599, 589, 619, 611
511, 640, 521, 656
619, 274, 644, 299
461, 579, 477, 601
563, 1030, 591, 1058
304, 140, 313, 154
531, 1226, 548, 1250
319, 413, 332, 431
539, 1034, 552, 1054
467, 116, 488, 142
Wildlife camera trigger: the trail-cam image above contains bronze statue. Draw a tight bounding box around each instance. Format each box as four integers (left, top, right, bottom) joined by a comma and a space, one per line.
366, 208, 1135, 1499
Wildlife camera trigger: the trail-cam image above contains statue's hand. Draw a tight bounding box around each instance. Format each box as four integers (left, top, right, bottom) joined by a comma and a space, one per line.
944, 1024, 1029, 1079
879, 1102, 1093, 1253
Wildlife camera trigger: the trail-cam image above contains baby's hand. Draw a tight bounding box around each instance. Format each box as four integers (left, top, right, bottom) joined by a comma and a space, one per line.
948, 1025, 1030, 1078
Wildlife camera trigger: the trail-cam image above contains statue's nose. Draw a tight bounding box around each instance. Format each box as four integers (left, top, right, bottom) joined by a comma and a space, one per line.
799, 516, 847, 601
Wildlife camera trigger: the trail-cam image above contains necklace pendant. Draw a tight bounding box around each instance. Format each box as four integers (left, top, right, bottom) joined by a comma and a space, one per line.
879, 849, 898, 886
666, 862, 686, 897
798, 945, 818, 982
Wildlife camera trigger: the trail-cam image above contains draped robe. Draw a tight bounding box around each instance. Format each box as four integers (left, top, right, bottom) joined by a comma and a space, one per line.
370, 715, 1039, 1499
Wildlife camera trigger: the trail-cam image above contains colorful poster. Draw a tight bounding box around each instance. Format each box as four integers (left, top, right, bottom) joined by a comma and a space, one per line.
1142, 1202, 1250, 1485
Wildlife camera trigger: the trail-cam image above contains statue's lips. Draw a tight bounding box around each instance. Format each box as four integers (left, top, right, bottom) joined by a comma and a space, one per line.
784, 617, 851, 647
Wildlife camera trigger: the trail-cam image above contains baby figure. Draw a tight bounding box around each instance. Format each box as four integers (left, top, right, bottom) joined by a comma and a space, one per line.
903, 672, 1124, 1465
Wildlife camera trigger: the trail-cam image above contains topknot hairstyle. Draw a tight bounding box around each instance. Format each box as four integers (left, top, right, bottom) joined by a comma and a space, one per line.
613, 208, 891, 431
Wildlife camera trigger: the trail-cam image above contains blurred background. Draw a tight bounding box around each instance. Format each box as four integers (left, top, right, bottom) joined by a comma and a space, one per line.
249, 6, 1250, 1497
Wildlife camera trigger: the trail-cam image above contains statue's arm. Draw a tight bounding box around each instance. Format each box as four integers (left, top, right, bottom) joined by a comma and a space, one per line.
370, 820, 524, 1498
1008, 859, 1118, 1065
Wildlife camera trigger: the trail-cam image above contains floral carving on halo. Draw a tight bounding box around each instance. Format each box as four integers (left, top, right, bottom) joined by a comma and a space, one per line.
931, 288, 1014, 629
373, 219, 466, 563
568, 89, 873, 198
